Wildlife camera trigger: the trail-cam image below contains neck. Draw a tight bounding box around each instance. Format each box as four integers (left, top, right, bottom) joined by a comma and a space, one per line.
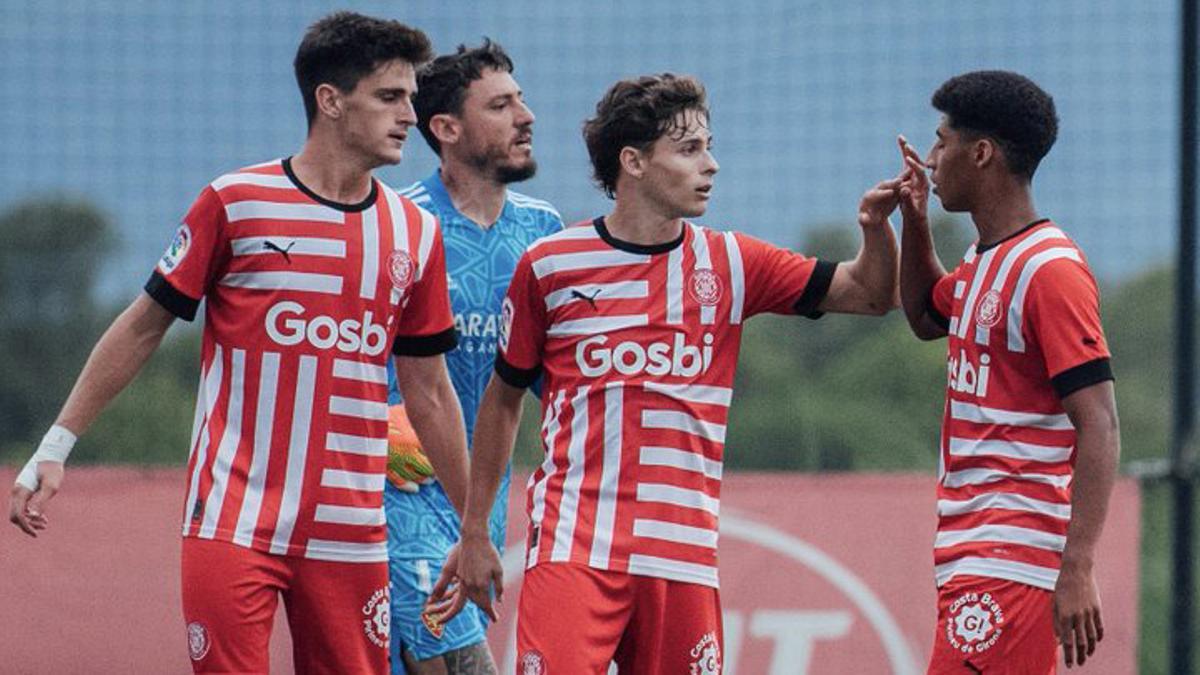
604, 191, 686, 247
290, 134, 376, 204
970, 178, 1039, 246
440, 159, 508, 228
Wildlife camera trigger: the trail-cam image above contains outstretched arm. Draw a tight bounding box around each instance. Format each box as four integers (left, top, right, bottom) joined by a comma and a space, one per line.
393, 354, 469, 515
9, 292, 176, 536
1055, 380, 1120, 668
896, 135, 949, 340
817, 177, 900, 316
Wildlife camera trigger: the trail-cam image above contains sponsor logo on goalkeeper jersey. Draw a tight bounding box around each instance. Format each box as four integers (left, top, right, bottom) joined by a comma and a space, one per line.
947, 349, 991, 397
575, 332, 715, 377
265, 301, 388, 356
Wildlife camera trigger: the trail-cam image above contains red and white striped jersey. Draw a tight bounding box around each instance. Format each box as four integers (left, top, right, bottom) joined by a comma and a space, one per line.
927, 219, 1112, 591
145, 158, 455, 564
497, 218, 834, 587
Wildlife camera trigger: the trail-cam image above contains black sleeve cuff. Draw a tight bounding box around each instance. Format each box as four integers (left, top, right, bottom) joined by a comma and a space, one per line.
926, 288, 951, 332
793, 260, 837, 319
1052, 358, 1114, 399
495, 354, 541, 389
145, 271, 200, 321
392, 327, 457, 357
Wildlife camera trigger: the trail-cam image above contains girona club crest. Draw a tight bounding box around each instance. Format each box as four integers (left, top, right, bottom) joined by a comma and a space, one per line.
975, 289, 1003, 328
520, 650, 547, 675
388, 250, 416, 291
689, 269, 723, 306
186, 621, 210, 661
689, 632, 722, 674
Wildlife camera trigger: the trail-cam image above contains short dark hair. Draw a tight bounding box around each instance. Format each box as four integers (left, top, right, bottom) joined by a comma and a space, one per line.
414, 39, 515, 156
294, 11, 433, 127
932, 70, 1058, 180
583, 74, 708, 198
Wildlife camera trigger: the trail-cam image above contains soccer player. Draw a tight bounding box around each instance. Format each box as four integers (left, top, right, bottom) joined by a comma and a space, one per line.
382, 40, 563, 674
894, 71, 1120, 672
8, 12, 470, 674
431, 73, 901, 673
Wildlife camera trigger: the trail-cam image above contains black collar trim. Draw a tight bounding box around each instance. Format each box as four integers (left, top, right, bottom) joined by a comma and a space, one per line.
593, 216, 686, 255
977, 218, 1052, 253
282, 157, 378, 213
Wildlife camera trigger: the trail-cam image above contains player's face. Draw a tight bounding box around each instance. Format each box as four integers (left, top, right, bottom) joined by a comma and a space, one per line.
339, 59, 419, 168
639, 108, 718, 219
455, 68, 537, 184
925, 116, 975, 212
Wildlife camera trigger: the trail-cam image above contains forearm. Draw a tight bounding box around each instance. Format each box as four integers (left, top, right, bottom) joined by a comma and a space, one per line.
843, 220, 900, 315
400, 360, 470, 515
1062, 415, 1120, 567
57, 293, 173, 435
899, 214, 947, 338
462, 378, 523, 540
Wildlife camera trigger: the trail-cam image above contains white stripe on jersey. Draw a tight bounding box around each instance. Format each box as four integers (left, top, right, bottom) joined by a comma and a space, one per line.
314, 504, 385, 526
949, 400, 1073, 430
1006, 247, 1084, 352
948, 437, 1073, 463
416, 207, 437, 283
212, 173, 295, 192
182, 347, 223, 536
332, 359, 388, 385
321, 469, 385, 492
200, 348, 247, 539
532, 250, 650, 279
633, 518, 719, 548
953, 281, 967, 299
643, 381, 733, 407
642, 410, 726, 443
547, 314, 649, 337
942, 467, 1072, 490
230, 236, 347, 258
326, 432, 387, 457
963, 244, 978, 264
398, 183, 427, 201
723, 232, 745, 325
527, 390, 566, 567
270, 355, 317, 555
225, 201, 344, 224
329, 396, 388, 421
639, 446, 723, 480
935, 557, 1059, 591
360, 205, 380, 300
935, 524, 1066, 552
508, 190, 561, 216
304, 539, 388, 563
221, 271, 344, 295
667, 244, 685, 324
527, 225, 602, 253
973, 227, 1067, 345
545, 280, 649, 311
636, 483, 720, 516
589, 383, 624, 568
690, 224, 716, 325
938, 492, 1071, 519
233, 352, 280, 547
551, 387, 589, 563
955, 247, 998, 338
627, 554, 719, 587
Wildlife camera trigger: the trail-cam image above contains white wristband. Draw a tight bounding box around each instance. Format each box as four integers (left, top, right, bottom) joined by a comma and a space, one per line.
14, 425, 77, 491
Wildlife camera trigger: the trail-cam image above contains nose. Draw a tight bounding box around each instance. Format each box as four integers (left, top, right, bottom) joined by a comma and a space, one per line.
703, 150, 719, 175
398, 100, 417, 126
516, 99, 535, 126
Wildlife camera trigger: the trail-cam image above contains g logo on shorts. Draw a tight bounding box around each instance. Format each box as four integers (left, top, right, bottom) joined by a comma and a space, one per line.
944, 590, 1006, 655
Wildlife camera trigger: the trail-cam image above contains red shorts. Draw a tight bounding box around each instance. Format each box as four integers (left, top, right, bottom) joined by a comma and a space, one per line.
928, 575, 1057, 675
181, 537, 389, 674
516, 563, 723, 675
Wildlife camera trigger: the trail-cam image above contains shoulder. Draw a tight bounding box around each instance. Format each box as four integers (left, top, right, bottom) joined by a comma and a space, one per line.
507, 189, 563, 224
395, 179, 435, 209
206, 159, 290, 201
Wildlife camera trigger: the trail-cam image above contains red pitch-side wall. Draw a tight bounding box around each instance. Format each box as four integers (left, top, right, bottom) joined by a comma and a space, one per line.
0, 468, 1139, 674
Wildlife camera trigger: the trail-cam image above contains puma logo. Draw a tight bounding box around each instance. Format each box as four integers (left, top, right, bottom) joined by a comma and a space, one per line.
571, 288, 601, 308
263, 240, 296, 263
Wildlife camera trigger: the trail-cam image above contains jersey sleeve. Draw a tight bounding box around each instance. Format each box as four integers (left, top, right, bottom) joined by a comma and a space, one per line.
927, 270, 958, 332
392, 224, 457, 357
736, 232, 836, 319
494, 252, 546, 389
1024, 257, 1113, 398
143, 186, 230, 321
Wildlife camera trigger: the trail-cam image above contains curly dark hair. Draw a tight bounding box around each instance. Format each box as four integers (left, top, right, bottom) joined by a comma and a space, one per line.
583, 74, 708, 198
413, 39, 516, 156
932, 70, 1058, 180
294, 11, 433, 127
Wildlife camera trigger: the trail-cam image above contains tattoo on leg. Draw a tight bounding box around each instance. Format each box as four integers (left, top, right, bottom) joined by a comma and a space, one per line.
444, 642, 498, 675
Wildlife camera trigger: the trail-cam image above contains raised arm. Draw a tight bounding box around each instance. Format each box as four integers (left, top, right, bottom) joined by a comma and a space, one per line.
1055, 380, 1120, 668
393, 353, 469, 515
896, 135, 950, 340
817, 177, 900, 316
9, 292, 176, 536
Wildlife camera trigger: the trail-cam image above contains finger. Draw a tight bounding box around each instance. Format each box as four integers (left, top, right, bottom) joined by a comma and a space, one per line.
9, 490, 38, 537
1074, 617, 1088, 665
429, 565, 456, 602
1094, 608, 1104, 642
470, 588, 497, 623
1084, 611, 1098, 656
1060, 616, 1076, 667
493, 568, 505, 604
26, 487, 56, 517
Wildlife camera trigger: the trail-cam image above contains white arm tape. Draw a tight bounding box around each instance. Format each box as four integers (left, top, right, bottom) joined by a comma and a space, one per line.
14, 425, 77, 491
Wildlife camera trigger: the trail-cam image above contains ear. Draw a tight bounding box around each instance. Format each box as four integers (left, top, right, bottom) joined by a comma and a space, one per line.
618, 146, 646, 180
314, 83, 343, 121
973, 137, 997, 169
428, 114, 461, 148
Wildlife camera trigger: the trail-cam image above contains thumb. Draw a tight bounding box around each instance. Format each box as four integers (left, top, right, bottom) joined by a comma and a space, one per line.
26, 487, 54, 516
